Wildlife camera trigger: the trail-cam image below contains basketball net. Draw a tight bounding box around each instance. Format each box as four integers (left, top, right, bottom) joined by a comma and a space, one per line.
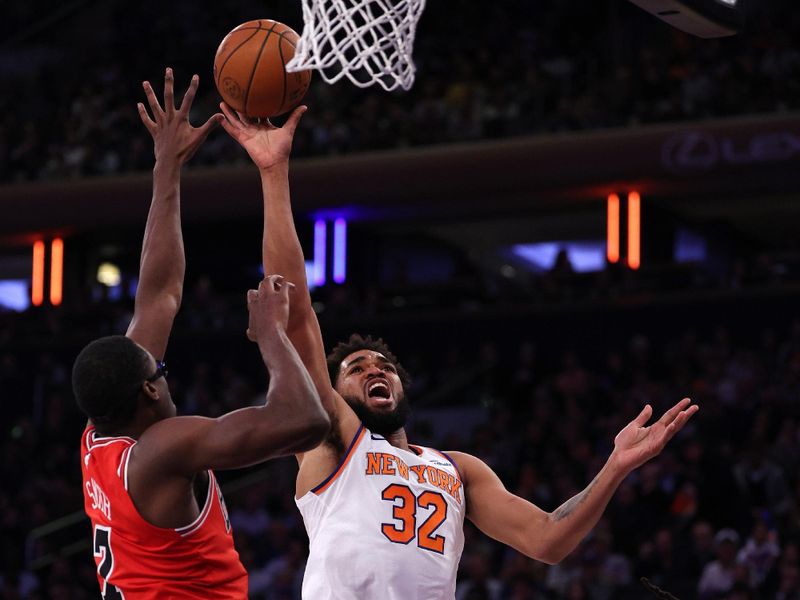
285, 0, 427, 92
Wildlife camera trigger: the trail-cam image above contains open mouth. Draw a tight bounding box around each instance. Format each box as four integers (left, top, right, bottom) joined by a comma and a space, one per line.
366, 380, 391, 401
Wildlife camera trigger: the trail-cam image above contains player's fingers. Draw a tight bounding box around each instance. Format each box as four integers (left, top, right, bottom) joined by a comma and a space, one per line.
247, 289, 258, 305
236, 110, 255, 127
633, 404, 653, 427
219, 102, 244, 129
266, 274, 286, 292
246, 328, 257, 342
142, 81, 164, 118
179, 74, 199, 115
219, 117, 239, 139
136, 103, 157, 133
658, 398, 692, 426
277, 279, 294, 300
664, 405, 699, 442
283, 105, 307, 137
196, 113, 224, 143
164, 67, 175, 115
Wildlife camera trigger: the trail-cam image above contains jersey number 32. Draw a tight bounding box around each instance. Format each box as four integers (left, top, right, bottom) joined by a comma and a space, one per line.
380, 484, 447, 554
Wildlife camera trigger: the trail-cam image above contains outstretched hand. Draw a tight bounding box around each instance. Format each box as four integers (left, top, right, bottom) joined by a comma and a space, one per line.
219, 102, 307, 172
246, 275, 296, 343
611, 398, 699, 474
138, 68, 224, 165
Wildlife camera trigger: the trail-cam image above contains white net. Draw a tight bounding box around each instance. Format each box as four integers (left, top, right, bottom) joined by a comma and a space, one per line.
286, 0, 427, 92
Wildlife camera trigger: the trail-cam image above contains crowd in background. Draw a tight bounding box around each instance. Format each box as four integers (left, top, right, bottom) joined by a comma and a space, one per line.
2, 293, 799, 599
1, 0, 800, 182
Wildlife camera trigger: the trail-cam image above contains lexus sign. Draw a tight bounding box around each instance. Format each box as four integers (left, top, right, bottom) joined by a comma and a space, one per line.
661, 130, 800, 174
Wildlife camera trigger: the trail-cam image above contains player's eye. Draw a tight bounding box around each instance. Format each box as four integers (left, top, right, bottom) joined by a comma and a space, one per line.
349, 366, 363, 374
382, 364, 396, 373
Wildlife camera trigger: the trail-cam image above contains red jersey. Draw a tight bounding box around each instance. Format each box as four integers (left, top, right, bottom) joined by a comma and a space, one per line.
80, 426, 248, 599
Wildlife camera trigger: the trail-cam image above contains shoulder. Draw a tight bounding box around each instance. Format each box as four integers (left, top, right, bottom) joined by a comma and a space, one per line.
131, 416, 213, 473
137, 415, 213, 448
295, 409, 366, 498
297, 390, 360, 465
442, 451, 493, 487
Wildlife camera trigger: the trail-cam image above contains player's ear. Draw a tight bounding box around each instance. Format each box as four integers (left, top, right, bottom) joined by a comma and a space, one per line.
141, 381, 160, 401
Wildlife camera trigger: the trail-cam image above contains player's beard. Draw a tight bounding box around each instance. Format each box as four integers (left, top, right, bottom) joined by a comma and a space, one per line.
342, 391, 411, 436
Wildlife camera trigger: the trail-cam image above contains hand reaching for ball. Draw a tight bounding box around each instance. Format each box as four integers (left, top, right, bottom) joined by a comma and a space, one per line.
219, 102, 307, 172
138, 68, 224, 165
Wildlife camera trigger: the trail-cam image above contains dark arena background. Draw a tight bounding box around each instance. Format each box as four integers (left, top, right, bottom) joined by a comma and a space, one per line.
2, 0, 800, 598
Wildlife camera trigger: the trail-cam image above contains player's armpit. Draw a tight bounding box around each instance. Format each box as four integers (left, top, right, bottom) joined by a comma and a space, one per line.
294, 384, 361, 471
452, 451, 561, 565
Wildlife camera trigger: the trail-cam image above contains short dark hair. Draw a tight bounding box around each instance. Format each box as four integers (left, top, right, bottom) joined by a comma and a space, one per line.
72, 335, 151, 431
326, 334, 411, 390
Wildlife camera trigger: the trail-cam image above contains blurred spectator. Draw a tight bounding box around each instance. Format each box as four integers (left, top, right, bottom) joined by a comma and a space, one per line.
736, 517, 780, 592
456, 550, 504, 600
2, 0, 800, 183
699, 528, 741, 599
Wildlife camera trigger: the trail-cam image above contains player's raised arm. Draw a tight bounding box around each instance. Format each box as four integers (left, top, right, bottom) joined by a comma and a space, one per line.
219, 103, 339, 419
136, 276, 330, 472
125, 68, 223, 359
455, 398, 699, 564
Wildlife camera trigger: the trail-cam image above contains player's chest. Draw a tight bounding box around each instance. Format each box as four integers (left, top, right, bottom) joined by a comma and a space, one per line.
359, 449, 463, 505
344, 448, 464, 554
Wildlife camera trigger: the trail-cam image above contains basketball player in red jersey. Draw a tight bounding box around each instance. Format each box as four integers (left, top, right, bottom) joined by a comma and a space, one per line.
72, 70, 329, 599
221, 104, 699, 599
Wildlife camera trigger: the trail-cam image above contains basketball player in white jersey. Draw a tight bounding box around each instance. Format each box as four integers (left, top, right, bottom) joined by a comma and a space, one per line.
220, 103, 699, 599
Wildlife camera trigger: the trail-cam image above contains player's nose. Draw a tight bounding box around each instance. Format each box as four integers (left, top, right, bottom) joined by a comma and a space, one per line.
365, 364, 383, 377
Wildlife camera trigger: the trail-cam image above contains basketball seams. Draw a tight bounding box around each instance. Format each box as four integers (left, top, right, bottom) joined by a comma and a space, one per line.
277, 36, 289, 116
275, 30, 308, 116
215, 26, 263, 88
243, 22, 279, 116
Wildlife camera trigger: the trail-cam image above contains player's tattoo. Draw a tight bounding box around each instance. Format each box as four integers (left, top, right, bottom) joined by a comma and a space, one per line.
552, 475, 599, 521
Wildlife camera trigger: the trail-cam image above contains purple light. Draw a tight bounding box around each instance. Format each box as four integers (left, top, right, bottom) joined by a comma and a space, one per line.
511, 241, 606, 273
313, 220, 327, 286
333, 218, 347, 284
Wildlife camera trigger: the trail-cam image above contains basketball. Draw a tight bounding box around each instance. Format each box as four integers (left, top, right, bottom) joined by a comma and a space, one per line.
213, 20, 311, 118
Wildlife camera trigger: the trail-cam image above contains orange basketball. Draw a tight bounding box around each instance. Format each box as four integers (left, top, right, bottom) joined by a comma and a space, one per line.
213, 20, 312, 118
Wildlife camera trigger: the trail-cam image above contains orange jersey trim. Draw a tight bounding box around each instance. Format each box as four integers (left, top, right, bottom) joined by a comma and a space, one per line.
312, 425, 366, 495
411, 445, 463, 483
408, 444, 423, 456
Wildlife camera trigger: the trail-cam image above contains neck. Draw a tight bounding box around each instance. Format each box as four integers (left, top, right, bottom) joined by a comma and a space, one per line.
92, 413, 158, 440
384, 428, 410, 451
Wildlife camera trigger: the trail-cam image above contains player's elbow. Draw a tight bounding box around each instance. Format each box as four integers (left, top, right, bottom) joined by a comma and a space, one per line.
521, 525, 568, 565
135, 289, 182, 317
162, 286, 183, 312
525, 542, 566, 565
536, 547, 567, 566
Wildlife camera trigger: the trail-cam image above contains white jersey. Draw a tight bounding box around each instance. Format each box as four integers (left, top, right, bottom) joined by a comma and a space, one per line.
297, 424, 466, 599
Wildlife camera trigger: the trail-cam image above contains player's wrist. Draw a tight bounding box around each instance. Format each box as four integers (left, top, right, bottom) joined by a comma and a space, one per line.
256, 323, 288, 346
606, 449, 632, 479
153, 157, 182, 177
257, 323, 290, 359
259, 161, 289, 178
